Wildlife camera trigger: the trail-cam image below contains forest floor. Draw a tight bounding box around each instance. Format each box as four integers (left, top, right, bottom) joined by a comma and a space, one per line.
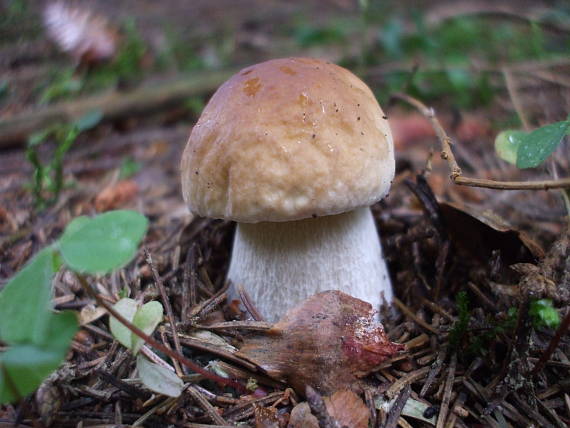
1, 0, 570, 427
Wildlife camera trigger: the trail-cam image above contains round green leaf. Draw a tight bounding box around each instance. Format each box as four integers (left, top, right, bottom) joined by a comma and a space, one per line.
494, 130, 526, 165
516, 120, 569, 169
131, 301, 163, 355
58, 210, 148, 274
0, 311, 77, 404
136, 355, 183, 397
0, 248, 58, 345
109, 298, 139, 349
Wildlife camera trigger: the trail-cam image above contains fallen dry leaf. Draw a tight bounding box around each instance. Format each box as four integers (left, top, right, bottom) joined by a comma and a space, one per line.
95, 179, 138, 212
324, 389, 369, 428
237, 291, 405, 395
440, 201, 544, 264
287, 402, 319, 428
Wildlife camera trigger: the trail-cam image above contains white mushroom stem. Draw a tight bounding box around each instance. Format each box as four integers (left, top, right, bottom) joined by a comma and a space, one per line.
227, 206, 393, 322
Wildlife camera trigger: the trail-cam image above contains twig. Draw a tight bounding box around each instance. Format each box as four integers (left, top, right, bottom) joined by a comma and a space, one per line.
237, 284, 264, 321
195, 320, 273, 332
385, 384, 411, 428
420, 346, 447, 397
145, 250, 185, 376
187, 385, 228, 426
74, 273, 245, 393
386, 366, 431, 399
393, 297, 439, 334
391, 93, 570, 190
436, 352, 457, 428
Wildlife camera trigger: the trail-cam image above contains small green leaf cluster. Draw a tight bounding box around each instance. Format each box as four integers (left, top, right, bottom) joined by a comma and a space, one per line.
0, 210, 148, 404
495, 117, 570, 169
529, 299, 561, 329
26, 110, 103, 209
108, 298, 184, 397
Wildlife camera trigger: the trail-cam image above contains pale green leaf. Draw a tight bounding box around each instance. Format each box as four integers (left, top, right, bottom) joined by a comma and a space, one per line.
109, 298, 139, 349
136, 355, 183, 397
494, 130, 526, 165
131, 301, 163, 355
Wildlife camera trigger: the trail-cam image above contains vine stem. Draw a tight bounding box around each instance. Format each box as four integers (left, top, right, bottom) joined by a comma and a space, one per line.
391, 93, 570, 191
74, 272, 246, 393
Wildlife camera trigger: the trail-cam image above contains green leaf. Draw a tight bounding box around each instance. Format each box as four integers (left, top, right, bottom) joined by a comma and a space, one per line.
131, 301, 163, 355
0, 248, 58, 344
74, 110, 103, 132
58, 210, 148, 274
27, 128, 53, 147
530, 299, 560, 329
0, 311, 76, 404
136, 355, 183, 397
494, 130, 526, 165
516, 120, 569, 169
109, 298, 139, 349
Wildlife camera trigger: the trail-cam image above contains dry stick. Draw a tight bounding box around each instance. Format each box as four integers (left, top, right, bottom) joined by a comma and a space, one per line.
187, 385, 228, 426
531, 309, 570, 375
74, 273, 245, 393
145, 250, 185, 376
384, 384, 411, 428
391, 93, 570, 191
393, 297, 439, 334
436, 352, 457, 428
237, 284, 264, 321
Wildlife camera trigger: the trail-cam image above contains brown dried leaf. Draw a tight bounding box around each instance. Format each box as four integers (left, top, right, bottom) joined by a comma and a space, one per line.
440, 201, 544, 264
288, 402, 319, 428
237, 291, 405, 395
95, 179, 138, 212
324, 390, 369, 428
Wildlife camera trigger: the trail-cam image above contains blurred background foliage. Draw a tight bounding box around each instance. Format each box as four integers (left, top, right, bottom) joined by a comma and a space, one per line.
1, 0, 569, 116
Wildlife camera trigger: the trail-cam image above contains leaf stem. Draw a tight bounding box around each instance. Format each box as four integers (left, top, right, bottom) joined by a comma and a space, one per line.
391, 93, 570, 191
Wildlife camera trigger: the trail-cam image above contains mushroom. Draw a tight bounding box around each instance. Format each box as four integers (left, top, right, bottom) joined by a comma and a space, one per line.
181, 57, 395, 322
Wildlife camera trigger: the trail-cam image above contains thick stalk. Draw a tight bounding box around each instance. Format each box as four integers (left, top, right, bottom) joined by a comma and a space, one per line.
228, 207, 392, 322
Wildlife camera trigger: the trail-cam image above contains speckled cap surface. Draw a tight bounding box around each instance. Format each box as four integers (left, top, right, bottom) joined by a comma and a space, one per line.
181, 57, 394, 222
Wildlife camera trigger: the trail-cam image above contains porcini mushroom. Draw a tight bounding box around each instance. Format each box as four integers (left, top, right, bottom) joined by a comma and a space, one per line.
181, 57, 395, 322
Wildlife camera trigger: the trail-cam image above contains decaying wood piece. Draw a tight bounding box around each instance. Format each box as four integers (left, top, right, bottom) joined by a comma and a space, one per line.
237, 291, 405, 395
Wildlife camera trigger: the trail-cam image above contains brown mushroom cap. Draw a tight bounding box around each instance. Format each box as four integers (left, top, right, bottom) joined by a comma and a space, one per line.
181, 57, 394, 223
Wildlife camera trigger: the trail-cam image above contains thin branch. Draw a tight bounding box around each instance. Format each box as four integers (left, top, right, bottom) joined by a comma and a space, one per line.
74, 273, 245, 393
145, 249, 185, 376
391, 93, 570, 191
